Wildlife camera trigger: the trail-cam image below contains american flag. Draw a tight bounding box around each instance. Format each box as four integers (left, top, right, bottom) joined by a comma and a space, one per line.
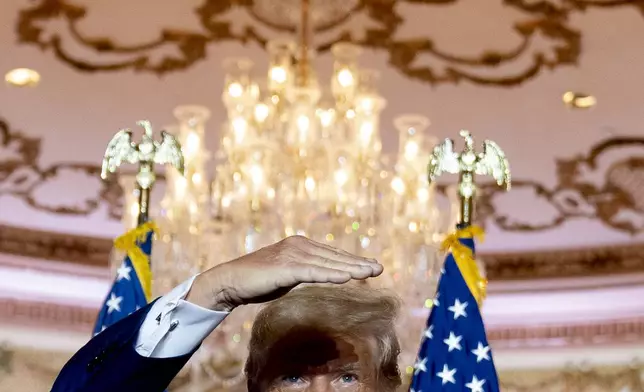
409, 234, 499, 392
93, 227, 154, 336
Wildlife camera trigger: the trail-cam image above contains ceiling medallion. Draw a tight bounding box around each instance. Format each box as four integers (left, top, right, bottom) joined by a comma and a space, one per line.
249, 0, 361, 31
20, 0, 644, 86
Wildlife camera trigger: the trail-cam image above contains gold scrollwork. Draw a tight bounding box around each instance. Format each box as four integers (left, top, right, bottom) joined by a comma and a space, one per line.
459, 136, 644, 234
0, 116, 123, 219
17, 0, 644, 86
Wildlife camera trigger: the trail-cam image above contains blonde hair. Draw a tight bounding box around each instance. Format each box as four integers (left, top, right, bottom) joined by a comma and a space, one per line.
245, 284, 401, 392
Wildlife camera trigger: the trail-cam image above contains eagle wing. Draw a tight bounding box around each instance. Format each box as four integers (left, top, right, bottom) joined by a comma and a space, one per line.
154, 130, 185, 175
101, 129, 138, 179
476, 140, 511, 190
427, 138, 459, 182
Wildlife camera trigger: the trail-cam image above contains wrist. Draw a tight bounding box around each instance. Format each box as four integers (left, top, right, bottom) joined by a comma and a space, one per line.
185, 266, 236, 312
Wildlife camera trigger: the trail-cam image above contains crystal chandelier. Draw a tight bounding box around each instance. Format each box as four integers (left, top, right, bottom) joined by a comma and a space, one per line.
114, 0, 463, 389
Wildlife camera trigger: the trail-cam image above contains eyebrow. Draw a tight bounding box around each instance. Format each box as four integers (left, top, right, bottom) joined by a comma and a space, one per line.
330, 363, 361, 373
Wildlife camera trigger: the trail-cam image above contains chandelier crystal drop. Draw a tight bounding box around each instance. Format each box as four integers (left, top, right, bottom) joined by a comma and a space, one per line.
114, 3, 466, 389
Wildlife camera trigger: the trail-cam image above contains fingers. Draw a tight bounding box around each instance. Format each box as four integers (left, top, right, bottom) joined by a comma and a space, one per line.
303, 254, 381, 279
301, 237, 378, 267
280, 236, 384, 283
289, 264, 353, 284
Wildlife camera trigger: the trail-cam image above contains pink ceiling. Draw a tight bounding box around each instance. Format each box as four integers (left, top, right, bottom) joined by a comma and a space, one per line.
0, 0, 642, 251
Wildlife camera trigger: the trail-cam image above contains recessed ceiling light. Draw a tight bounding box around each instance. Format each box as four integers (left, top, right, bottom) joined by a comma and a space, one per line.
5, 68, 41, 87
562, 91, 596, 109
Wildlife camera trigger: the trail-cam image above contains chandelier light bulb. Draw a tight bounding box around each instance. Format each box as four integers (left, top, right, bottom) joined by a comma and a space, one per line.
417, 187, 430, 202
358, 121, 374, 146
270, 66, 287, 84
191, 172, 202, 185
318, 109, 335, 127
174, 176, 187, 198
249, 164, 264, 186
337, 68, 354, 88
391, 177, 406, 195
296, 114, 310, 131
334, 169, 349, 186
404, 140, 420, 161
408, 221, 419, 233
231, 117, 248, 144
254, 103, 270, 123
305, 176, 316, 192
227, 82, 243, 98
184, 132, 200, 158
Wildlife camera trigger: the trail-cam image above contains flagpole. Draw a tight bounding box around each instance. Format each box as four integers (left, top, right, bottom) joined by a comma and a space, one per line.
92, 121, 184, 337
409, 130, 510, 391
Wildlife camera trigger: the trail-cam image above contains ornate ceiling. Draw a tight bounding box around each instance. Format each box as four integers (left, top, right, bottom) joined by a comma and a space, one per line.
11, 0, 644, 86
0, 0, 642, 248
1, 0, 644, 369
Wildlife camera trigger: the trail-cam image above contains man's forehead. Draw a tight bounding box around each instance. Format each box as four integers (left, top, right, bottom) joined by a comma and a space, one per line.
268, 329, 372, 370
280, 359, 363, 376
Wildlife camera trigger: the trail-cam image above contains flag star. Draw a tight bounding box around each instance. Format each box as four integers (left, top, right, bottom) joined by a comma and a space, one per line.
436, 364, 456, 385
116, 264, 132, 281
471, 342, 491, 363
440, 266, 446, 275
465, 375, 486, 392
448, 298, 468, 320
443, 332, 463, 352
423, 325, 434, 340
413, 357, 428, 375
434, 292, 440, 307
93, 325, 107, 337
106, 293, 123, 314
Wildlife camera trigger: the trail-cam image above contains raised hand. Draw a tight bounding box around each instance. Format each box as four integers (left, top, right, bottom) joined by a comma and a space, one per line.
186, 236, 383, 311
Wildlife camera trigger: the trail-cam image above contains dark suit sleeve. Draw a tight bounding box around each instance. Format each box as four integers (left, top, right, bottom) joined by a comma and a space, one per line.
51, 300, 197, 392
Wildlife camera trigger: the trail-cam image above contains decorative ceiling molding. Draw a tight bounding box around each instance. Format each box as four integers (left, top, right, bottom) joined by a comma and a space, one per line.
481, 241, 644, 280
1, 115, 643, 234
1, 223, 643, 281
0, 117, 123, 219
0, 224, 112, 267
19, 0, 641, 86
471, 136, 644, 234
498, 365, 644, 392
2, 296, 644, 349
0, 298, 95, 333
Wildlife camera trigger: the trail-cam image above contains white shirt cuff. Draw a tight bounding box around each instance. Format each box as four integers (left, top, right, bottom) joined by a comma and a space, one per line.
135, 275, 229, 358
